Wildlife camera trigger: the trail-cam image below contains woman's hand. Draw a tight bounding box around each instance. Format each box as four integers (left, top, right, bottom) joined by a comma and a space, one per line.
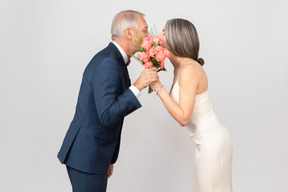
150, 79, 162, 93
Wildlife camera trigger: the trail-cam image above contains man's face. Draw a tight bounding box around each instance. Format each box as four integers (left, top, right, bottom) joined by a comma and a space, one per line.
136, 15, 150, 39
131, 15, 150, 52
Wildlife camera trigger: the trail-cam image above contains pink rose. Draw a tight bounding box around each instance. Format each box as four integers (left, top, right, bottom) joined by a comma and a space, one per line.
155, 52, 166, 62
154, 46, 162, 52
138, 52, 150, 62
152, 36, 163, 45
141, 37, 152, 51
152, 36, 160, 43
163, 48, 171, 58
148, 47, 157, 57
144, 60, 153, 69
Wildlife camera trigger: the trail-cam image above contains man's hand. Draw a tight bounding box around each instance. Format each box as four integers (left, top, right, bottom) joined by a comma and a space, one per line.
107, 164, 114, 179
133, 68, 159, 91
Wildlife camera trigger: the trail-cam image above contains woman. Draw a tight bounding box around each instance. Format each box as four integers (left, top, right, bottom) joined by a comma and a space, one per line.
150, 19, 233, 192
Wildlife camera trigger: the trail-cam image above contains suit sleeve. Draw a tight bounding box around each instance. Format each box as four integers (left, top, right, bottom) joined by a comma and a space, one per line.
92, 58, 142, 128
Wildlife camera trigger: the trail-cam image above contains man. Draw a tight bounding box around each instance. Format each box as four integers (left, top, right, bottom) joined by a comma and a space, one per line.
57, 10, 158, 192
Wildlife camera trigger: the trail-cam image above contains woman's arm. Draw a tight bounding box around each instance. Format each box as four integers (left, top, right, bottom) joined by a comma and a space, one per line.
150, 64, 201, 126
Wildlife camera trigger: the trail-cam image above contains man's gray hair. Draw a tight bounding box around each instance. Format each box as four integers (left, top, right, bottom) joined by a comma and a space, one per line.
111, 10, 145, 40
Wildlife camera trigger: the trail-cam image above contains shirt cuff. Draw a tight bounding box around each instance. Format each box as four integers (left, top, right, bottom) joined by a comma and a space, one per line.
129, 85, 141, 98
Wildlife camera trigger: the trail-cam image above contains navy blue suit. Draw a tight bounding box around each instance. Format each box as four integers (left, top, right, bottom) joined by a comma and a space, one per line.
58, 43, 141, 191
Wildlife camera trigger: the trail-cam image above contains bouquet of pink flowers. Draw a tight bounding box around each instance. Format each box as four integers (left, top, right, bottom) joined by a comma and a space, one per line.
133, 36, 170, 93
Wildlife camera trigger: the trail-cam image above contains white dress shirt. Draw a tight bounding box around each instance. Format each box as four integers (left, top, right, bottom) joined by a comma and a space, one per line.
112, 41, 141, 98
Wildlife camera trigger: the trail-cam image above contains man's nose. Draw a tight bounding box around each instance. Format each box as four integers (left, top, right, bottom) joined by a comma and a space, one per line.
147, 31, 151, 37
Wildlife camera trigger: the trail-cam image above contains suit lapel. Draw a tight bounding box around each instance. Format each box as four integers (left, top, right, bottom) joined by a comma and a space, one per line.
108, 43, 131, 88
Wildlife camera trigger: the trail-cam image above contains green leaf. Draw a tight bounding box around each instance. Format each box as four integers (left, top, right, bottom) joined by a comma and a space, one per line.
153, 24, 159, 36
148, 87, 153, 94
131, 54, 144, 65
150, 25, 159, 37
158, 68, 167, 72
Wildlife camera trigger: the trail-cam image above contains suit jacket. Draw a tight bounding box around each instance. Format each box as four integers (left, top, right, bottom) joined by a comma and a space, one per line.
57, 43, 142, 174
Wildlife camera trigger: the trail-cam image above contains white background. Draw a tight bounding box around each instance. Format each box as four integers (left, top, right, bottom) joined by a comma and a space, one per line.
1, 0, 287, 191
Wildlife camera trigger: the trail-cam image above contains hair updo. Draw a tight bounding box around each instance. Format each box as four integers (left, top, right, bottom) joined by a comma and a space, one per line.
165, 18, 205, 66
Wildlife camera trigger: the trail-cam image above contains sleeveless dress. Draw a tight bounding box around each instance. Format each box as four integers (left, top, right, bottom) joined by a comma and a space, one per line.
170, 80, 233, 192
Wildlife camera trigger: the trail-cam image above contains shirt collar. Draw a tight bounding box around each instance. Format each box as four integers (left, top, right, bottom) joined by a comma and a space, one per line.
112, 41, 129, 64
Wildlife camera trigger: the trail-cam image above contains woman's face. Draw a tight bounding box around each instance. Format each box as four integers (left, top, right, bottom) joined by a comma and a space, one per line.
158, 27, 168, 49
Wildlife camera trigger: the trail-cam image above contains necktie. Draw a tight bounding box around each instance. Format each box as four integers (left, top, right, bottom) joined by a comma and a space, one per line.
126, 58, 131, 67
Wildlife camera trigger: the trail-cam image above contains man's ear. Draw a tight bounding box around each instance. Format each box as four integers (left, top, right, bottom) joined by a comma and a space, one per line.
124, 28, 133, 40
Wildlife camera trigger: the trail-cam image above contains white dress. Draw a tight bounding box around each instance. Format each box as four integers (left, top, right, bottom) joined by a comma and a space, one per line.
170, 80, 233, 192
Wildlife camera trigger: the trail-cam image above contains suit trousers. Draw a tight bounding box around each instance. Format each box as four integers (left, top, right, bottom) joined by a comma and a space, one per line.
66, 166, 108, 192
